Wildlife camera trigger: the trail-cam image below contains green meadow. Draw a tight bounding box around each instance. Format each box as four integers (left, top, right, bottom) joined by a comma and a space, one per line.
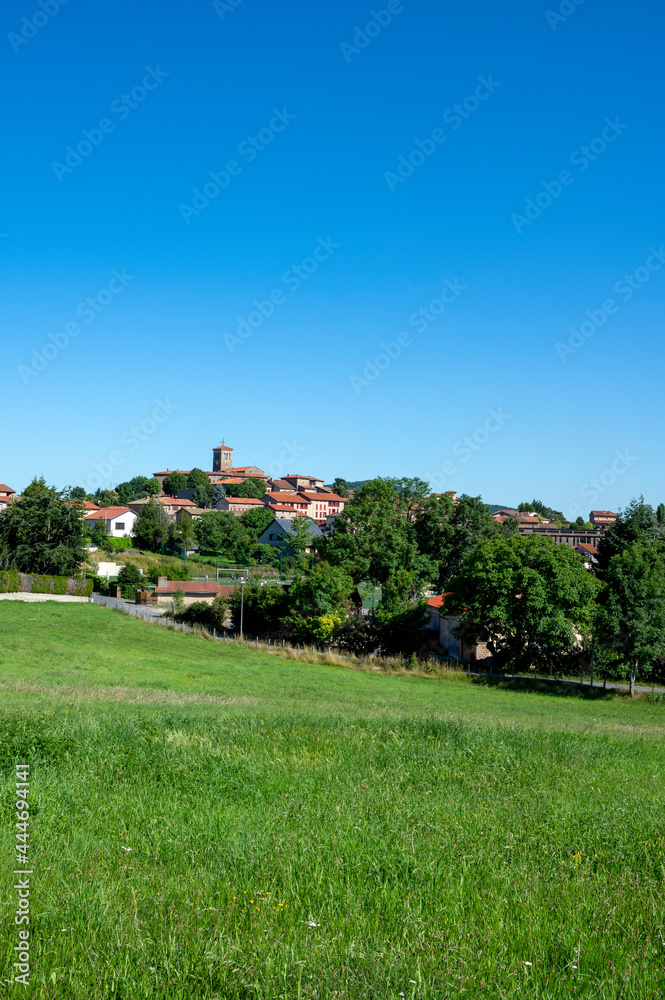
1, 602, 664, 999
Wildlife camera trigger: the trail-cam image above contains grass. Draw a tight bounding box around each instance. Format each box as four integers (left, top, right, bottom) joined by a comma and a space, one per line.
0, 603, 664, 998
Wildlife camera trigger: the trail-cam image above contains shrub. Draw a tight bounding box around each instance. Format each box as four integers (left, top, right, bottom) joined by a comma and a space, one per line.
147, 561, 191, 584
172, 595, 227, 631
0, 570, 20, 593
117, 564, 143, 600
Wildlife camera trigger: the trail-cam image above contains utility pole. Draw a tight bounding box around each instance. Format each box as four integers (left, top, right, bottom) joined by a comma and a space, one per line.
240, 577, 245, 640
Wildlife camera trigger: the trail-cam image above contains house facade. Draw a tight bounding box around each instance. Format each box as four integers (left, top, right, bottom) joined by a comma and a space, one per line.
85, 506, 137, 538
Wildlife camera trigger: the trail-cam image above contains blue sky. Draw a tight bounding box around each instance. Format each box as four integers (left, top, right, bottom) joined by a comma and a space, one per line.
2, 0, 663, 516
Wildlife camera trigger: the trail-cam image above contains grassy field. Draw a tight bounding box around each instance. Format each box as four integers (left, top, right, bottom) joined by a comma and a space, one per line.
1, 603, 664, 999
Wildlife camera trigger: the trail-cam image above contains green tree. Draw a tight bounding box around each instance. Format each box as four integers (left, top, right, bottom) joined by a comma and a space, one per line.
116, 476, 159, 504
323, 479, 432, 587
239, 506, 274, 542
224, 479, 266, 499
91, 518, 114, 555
281, 516, 318, 566
331, 478, 350, 498
288, 563, 354, 616
212, 485, 226, 505
657, 503, 665, 527
67, 486, 87, 502
597, 497, 664, 574
228, 583, 290, 637
187, 468, 211, 490
22, 476, 50, 498
595, 541, 665, 696
95, 489, 120, 506
373, 601, 429, 658
414, 494, 498, 591
448, 534, 599, 673
117, 563, 143, 599
132, 498, 170, 552
0, 481, 86, 576
193, 484, 214, 509
162, 472, 188, 497
518, 499, 565, 522
195, 510, 245, 557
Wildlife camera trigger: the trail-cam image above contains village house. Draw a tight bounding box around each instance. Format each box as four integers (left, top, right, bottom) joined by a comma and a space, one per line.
590, 510, 618, 527
257, 517, 324, 551
215, 496, 266, 516
423, 595, 492, 664
0, 484, 17, 511
85, 506, 137, 537
153, 578, 233, 608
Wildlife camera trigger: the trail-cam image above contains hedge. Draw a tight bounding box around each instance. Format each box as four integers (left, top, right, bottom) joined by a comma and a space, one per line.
0, 570, 20, 593
0, 573, 93, 598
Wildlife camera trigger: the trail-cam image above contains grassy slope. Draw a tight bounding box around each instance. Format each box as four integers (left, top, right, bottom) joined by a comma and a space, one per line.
1, 602, 664, 999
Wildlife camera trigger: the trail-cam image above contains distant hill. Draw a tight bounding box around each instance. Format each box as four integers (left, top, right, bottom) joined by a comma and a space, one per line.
484, 503, 516, 513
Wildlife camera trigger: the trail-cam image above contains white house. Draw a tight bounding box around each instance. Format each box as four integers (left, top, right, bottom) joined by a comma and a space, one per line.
85, 505, 137, 538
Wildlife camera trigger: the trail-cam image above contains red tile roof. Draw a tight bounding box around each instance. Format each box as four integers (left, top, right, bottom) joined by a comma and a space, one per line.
221, 497, 265, 505
578, 543, 599, 555
85, 506, 131, 520
427, 595, 447, 609
154, 581, 226, 595
0, 484, 16, 493
286, 474, 324, 481
297, 492, 345, 502
591, 510, 617, 517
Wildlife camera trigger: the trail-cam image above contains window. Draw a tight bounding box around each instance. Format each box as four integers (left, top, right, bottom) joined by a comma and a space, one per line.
115, 522, 125, 531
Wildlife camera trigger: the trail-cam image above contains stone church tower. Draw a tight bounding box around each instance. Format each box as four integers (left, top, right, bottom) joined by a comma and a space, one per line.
212, 442, 233, 473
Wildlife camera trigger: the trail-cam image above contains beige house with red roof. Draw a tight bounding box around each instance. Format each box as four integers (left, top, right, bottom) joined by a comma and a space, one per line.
153, 579, 233, 608
0, 484, 17, 511
215, 496, 266, 516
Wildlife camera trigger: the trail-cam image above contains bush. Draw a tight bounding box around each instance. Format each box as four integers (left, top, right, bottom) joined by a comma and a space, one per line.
0, 570, 20, 593
117, 564, 143, 600
72, 578, 94, 597
147, 561, 191, 584
172, 595, 227, 631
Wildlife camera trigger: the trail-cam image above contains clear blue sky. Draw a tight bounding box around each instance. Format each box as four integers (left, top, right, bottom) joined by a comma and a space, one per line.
2, 0, 663, 517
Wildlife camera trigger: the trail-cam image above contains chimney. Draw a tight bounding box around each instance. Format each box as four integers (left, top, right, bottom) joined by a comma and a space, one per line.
158, 576, 167, 589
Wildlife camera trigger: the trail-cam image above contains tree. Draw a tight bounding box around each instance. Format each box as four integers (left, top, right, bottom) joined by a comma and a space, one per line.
224, 479, 266, 499
95, 489, 120, 506
597, 497, 664, 574
91, 518, 113, 555
0, 481, 86, 576
187, 468, 211, 490
595, 541, 665, 696
281, 516, 318, 565
192, 484, 214, 509
22, 476, 50, 498
239, 506, 274, 542
518, 499, 565, 522
67, 486, 87, 502
322, 479, 432, 587
227, 583, 290, 637
116, 476, 161, 505
448, 534, 600, 673
288, 563, 354, 616
414, 494, 498, 591
132, 498, 170, 552
331, 478, 350, 498
195, 511, 245, 556
169, 517, 196, 554
162, 472, 188, 497
373, 601, 430, 658
657, 503, 665, 528
212, 485, 226, 505
117, 563, 143, 599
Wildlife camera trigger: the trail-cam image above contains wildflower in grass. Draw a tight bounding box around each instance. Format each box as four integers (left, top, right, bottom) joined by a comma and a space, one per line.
305, 920, 320, 927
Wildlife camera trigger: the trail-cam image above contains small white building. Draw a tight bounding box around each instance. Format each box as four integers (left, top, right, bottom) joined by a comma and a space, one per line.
85, 506, 137, 538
